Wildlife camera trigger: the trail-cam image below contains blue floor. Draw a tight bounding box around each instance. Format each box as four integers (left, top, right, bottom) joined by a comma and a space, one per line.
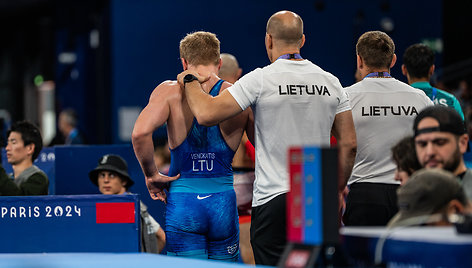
0, 253, 269, 268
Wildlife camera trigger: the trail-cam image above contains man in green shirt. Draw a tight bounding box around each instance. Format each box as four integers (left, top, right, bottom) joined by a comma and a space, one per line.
402, 43, 465, 120
0, 121, 48, 195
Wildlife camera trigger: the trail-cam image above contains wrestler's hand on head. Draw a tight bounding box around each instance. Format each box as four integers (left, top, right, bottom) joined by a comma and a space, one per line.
177, 70, 209, 86
146, 172, 180, 203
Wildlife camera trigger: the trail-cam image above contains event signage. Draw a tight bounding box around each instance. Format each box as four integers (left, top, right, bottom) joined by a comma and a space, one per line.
0, 194, 140, 253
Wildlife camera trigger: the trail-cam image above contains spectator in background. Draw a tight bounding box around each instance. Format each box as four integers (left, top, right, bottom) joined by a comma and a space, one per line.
89, 154, 166, 253
343, 31, 432, 226
0, 121, 48, 195
219, 53, 242, 84
454, 79, 472, 121
388, 168, 471, 227
391, 136, 422, 185
413, 105, 472, 200
58, 108, 84, 145
402, 43, 465, 119
219, 52, 255, 265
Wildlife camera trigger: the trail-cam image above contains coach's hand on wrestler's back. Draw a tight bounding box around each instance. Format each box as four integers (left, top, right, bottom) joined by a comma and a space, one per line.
177, 70, 210, 86
146, 172, 180, 202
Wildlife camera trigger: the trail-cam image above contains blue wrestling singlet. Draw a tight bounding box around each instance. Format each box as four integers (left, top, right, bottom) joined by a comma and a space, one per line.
166, 80, 240, 261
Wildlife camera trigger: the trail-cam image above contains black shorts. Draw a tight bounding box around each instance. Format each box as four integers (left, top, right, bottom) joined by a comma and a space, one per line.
250, 193, 287, 266
343, 182, 399, 226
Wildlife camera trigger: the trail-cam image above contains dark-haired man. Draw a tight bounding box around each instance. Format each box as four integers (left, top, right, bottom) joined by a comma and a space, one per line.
0, 121, 48, 195
413, 105, 472, 200
343, 31, 433, 226
402, 43, 464, 119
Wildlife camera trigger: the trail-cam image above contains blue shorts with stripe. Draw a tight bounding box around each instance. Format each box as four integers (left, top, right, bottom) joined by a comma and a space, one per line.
165, 189, 240, 261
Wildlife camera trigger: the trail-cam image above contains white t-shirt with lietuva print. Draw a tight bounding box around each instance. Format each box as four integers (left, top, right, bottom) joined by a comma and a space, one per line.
228, 59, 351, 207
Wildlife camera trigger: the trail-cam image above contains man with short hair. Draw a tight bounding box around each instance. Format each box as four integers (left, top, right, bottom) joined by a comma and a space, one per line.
89, 154, 165, 253
0, 121, 48, 195
402, 43, 464, 119
132, 31, 252, 261
177, 11, 357, 266
413, 105, 472, 200
343, 31, 433, 226
388, 168, 471, 227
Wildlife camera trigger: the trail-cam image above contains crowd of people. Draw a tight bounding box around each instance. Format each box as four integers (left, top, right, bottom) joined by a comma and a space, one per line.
1, 8, 472, 267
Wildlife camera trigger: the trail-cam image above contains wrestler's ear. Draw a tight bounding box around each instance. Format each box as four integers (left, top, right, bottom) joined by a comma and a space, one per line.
181, 58, 188, 70
217, 58, 222, 71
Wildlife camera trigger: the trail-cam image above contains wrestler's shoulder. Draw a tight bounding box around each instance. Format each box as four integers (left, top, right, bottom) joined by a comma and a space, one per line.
158, 80, 181, 89
152, 80, 182, 94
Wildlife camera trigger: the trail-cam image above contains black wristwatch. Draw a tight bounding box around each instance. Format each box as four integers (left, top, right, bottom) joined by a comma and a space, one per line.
183, 74, 198, 84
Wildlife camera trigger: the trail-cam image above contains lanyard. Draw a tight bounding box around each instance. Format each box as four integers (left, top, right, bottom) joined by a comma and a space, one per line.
277, 53, 303, 60
364, 72, 392, 79
431, 87, 437, 101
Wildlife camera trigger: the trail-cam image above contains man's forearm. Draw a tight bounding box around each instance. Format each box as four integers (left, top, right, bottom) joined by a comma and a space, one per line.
178, 69, 243, 125
338, 144, 356, 190
132, 133, 158, 178
184, 81, 219, 126
331, 110, 357, 190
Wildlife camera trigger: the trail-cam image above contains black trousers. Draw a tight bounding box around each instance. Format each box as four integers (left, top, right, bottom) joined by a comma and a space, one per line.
343, 182, 399, 226
250, 193, 287, 266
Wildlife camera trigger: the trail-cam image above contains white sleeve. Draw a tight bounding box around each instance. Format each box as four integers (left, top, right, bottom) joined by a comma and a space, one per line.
337, 89, 351, 114
146, 214, 160, 233
334, 78, 351, 114
227, 68, 263, 110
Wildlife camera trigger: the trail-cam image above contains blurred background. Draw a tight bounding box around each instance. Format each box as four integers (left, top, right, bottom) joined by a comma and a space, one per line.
0, 0, 471, 146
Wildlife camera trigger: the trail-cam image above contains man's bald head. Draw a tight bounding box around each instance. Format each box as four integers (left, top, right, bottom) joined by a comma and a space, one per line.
266, 10, 304, 46
219, 53, 242, 84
